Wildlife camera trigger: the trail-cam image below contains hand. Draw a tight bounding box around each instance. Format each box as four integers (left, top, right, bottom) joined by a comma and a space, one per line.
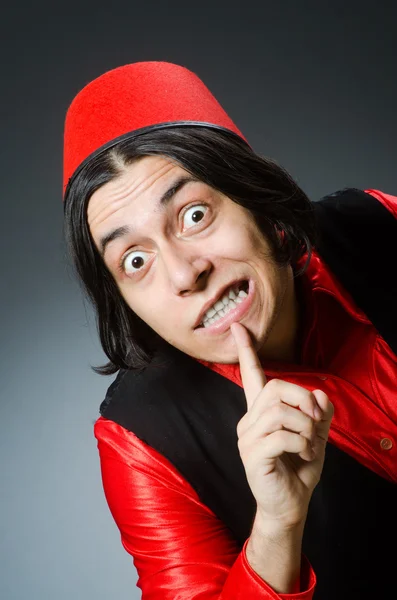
231, 322, 334, 531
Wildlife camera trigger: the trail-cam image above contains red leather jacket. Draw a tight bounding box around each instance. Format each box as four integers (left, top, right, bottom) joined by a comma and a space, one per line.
94, 189, 397, 599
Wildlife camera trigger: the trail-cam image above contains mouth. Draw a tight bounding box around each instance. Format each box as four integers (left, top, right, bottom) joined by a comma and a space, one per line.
194, 279, 251, 332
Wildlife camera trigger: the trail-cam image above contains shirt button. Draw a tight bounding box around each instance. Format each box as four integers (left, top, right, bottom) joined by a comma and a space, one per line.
380, 438, 393, 450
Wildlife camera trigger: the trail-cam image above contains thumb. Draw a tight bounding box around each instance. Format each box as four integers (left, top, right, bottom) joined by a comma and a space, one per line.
311, 389, 334, 454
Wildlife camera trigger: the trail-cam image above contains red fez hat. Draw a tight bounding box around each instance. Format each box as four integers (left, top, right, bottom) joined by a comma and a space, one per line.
63, 61, 250, 196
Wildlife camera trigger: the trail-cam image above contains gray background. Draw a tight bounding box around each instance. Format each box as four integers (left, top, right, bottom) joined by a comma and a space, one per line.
1, 1, 396, 598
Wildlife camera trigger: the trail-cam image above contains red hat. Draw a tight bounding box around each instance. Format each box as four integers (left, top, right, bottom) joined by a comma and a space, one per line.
63, 61, 249, 196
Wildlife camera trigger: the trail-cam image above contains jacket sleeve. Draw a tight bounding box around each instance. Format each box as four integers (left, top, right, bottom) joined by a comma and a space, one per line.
365, 188, 397, 219
94, 416, 315, 600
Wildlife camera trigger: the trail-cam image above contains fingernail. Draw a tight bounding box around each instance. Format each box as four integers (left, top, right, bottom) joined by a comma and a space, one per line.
314, 406, 322, 421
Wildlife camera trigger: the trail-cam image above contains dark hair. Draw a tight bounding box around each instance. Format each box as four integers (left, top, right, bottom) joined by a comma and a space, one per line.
63, 126, 317, 375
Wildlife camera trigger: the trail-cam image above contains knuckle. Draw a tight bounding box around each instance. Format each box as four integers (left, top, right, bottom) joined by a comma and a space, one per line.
265, 378, 281, 393
271, 429, 285, 444
236, 415, 248, 437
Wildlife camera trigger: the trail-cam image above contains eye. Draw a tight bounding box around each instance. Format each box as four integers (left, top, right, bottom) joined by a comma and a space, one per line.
182, 204, 208, 230
123, 250, 151, 274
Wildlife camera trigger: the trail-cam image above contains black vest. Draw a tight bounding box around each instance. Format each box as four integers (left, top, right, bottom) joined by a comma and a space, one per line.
100, 189, 397, 599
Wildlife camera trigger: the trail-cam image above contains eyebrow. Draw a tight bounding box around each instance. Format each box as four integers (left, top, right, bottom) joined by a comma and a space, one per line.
99, 175, 198, 258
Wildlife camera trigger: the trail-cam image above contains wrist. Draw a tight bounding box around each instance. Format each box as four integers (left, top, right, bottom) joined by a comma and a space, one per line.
253, 510, 307, 540
245, 516, 305, 594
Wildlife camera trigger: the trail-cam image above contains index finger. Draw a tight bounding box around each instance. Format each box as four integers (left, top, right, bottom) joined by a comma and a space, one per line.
231, 322, 267, 410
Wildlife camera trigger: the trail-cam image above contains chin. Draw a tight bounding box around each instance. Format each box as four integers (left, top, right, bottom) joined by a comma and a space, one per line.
205, 340, 241, 365
216, 354, 239, 364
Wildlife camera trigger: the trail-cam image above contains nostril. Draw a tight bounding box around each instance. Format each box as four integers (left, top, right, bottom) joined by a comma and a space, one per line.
196, 268, 211, 284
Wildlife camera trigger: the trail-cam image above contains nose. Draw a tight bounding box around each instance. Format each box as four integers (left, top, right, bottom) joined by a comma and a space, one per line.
161, 244, 212, 296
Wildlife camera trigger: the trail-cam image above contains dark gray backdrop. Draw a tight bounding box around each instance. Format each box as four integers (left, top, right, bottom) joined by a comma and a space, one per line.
1, 1, 396, 599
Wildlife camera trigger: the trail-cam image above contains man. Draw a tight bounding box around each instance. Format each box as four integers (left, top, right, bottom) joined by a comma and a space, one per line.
63, 61, 397, 599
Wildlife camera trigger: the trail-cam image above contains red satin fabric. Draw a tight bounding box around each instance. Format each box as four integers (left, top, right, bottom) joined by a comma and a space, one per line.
94, 189, 397, 599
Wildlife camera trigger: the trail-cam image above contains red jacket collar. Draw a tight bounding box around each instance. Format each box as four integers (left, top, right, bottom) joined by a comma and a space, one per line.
298, 250, 370, 325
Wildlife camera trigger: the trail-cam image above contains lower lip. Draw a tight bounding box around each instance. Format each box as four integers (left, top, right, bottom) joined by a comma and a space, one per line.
195, 279, 255, 336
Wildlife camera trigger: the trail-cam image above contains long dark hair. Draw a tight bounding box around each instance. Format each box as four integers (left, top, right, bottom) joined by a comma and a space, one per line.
63, 126, 317, 375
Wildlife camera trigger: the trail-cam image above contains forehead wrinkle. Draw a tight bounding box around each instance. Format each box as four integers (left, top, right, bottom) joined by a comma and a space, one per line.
88, 159, 180, 229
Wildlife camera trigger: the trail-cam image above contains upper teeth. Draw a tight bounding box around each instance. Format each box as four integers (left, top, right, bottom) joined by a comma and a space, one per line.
201, 284, 248, 327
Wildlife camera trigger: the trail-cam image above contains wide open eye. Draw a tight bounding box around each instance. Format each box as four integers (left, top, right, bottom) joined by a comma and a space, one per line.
123, 250, 151, 274
182, 204, 208, 230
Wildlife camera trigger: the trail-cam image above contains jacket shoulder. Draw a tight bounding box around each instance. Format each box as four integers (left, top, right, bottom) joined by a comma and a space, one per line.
314, 187, 397, 355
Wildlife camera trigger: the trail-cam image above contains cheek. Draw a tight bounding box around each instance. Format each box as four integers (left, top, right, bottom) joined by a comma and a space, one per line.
119, 285, 178, 331
210, 223, 256, 258
213, 220, 271, 263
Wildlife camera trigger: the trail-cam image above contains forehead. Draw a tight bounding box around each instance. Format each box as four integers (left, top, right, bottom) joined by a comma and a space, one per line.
87, 155, 188, 230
